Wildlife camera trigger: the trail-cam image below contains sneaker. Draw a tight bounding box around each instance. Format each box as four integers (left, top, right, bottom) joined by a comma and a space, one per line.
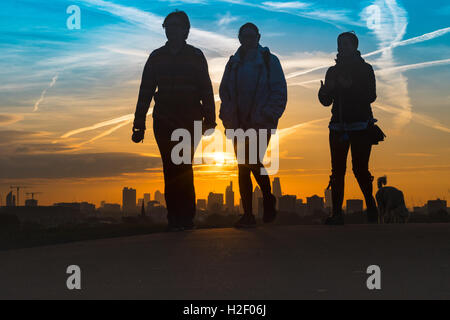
234, 214, 257, 228
324, 214, 344, 225
263, 194, 277, 223
180, 217, 196, 231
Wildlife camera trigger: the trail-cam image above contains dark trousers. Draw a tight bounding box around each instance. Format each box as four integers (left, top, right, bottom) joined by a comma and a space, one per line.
233, 133, 272, 215
329, 129, 377, 216
153, 118, 199, 227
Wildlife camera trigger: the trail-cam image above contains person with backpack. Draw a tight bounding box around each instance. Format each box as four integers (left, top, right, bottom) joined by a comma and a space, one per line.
319, 32, 380, 225
219, 23, 287, 228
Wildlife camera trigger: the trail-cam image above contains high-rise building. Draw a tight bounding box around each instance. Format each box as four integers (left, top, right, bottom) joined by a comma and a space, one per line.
346, 199, 364, 214
197, 199, 207, 211
427, 199, 447, 215
306, 195, 324, 215
25, 199, 38, 207
253, 186, 262, 215
6, 191, 15, 207
154, 190, 165, 207
296, 199, 308, 216
207, 192, 224, 213
225, 182, 234, 213
279, 195, 297, 213
122, 187, 137, 215
143, 193, 151, 208
137, 198, 144, 209
272, 177, 282, 198
324, 188, 332, 213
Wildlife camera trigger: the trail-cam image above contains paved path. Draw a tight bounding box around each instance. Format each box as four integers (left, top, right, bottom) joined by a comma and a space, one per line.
0, 224, 449, 299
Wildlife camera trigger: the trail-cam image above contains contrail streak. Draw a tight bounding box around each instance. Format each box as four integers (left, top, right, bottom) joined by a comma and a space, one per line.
33, 73, 58, 112
373, 104, 450, 133
285, 27, 450, 80
75, 119, 133, 147
288, 58, 450, 87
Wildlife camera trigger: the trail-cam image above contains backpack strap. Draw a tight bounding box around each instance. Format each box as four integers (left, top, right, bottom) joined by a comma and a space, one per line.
262, 50, 271, 79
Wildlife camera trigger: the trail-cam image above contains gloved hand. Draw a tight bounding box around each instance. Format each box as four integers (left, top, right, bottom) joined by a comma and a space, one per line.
132, 118, 146, 143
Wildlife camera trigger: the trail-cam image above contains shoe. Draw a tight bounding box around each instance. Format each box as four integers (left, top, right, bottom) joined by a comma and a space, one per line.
263, 194, 277, 223
324, 214, 344, 225
165, 224, 184, 232
234, 214, 257, 228
182, 223, 196, 231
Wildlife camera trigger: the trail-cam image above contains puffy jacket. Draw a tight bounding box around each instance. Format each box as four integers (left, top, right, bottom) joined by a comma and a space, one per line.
219, 45, 287, 130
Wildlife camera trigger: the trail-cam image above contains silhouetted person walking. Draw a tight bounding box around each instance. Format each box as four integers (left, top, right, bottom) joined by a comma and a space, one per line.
319, 32, 378, 225
132, 10, 216, 231
219, 23, 287, 228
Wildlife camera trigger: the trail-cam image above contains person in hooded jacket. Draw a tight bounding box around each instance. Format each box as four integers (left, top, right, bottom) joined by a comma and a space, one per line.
319, 31, 379, 225
219, 23, 287, 228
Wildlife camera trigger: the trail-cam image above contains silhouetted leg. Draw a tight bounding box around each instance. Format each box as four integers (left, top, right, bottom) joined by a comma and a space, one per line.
238, 164, 253, 215
329, 130, 350, 216
350, 131, 377, 222
153, 118, 186, 227
234, 137, 253, 215
249, 133, 272, 197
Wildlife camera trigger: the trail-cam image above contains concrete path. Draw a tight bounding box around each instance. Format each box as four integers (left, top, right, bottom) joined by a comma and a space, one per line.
0, 224, 449, 299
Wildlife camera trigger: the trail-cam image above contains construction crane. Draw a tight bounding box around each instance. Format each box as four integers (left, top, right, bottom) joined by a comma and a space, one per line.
10, 185, 28, 206
26, 192, 42, 200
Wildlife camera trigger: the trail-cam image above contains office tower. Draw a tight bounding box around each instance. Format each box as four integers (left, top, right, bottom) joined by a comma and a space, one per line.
346, 199, 364, 214
197, 199, 207, 211
154, 190, 166, 207
272, 177, 282, 199
25, 199, 38, 207
279, 195, 297, 213
207, 192, 224, 213
306, 195, 324, 215
143, 193, 151, 208
122, 187, 137, 215
137, 198, 144, 209
324, 188, 332, 213
253, 186, 262, 215
225, 182, 234, 213
6, 191, 15, 207
427, 199, 447, 215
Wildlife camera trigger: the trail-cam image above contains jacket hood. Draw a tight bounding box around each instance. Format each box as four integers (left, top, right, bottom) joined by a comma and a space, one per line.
230, 44, 270, 64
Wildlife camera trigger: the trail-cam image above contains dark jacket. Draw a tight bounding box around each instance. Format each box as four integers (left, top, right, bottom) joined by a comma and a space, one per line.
319, 52, 376, 125
134, 41, 216, 129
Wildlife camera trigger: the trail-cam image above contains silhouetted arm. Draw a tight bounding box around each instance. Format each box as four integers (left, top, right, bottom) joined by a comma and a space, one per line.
133, 55, 157, 130
218, 59, 234, 129
318, 67, 335, 107
198, 52, 216, 128
367, 64, 377, 103
262, 54, 287, 122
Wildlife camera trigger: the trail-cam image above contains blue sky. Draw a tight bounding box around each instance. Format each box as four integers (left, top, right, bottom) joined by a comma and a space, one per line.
0, 0, 449, 205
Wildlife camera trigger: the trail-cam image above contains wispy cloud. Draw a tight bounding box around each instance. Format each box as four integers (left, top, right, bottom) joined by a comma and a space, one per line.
285, 27, 450, 80
0, 114, 24, 126
217, 12, 238, 26
79, 0, 239, 56
220, 0, 359, 27
33, 73, 59, 112
262, 1, 310, 9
